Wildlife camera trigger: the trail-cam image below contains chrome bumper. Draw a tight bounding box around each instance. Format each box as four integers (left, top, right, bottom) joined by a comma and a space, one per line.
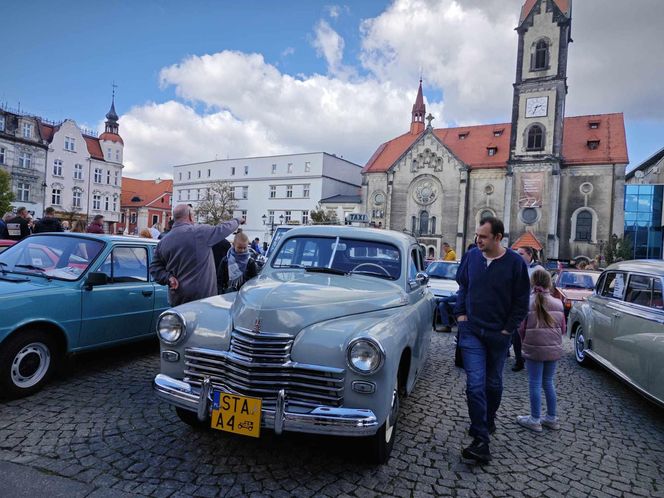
153, 374, 379, 437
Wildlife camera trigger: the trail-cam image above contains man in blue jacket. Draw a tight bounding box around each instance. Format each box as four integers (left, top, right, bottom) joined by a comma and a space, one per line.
455, 216, 530, 464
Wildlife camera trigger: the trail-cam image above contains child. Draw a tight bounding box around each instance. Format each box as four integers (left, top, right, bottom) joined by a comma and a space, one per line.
516, 269, 566, 432
218, 231, 258, 294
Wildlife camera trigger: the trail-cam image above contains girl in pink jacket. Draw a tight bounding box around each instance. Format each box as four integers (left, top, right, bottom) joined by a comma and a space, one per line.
516, 269, 566, 432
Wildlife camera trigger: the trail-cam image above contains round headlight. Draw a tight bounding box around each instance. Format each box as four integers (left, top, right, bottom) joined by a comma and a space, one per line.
157, 312, 186, 344
347, 338, 384, 374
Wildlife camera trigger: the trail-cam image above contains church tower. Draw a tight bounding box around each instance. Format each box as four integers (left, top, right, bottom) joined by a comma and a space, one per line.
99, 88, 124, 164
410, 79, 426, 135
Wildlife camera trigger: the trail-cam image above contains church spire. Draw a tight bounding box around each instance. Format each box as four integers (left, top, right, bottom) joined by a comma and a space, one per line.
105, 83, 119, 134
410, 79, 426, 135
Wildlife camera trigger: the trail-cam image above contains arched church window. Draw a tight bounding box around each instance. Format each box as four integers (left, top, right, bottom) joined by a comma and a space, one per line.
419, 211, 429, 235
411, 216, 417, 235
534, 39, 548, 70
575, 210, 593, 241
430, 217, 436, 235
527, 125, 544, 150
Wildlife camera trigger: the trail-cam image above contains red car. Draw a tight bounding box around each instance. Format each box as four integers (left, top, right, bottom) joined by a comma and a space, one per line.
551, 269, 601, 316
0, 239, 16, 254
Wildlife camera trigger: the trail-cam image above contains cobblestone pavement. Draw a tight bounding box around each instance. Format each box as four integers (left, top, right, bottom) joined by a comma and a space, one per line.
1, 332, 663, 498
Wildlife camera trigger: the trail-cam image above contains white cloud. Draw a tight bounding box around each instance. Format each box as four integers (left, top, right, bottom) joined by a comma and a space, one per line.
311, 20, 355, 78
325, 5, 342, 19
281, 47, 295, 57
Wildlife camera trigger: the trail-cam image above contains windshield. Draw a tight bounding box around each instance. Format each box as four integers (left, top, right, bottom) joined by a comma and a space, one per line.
557, 271, 599, 290
0, 235, 104, 281
271, 236, 401, 280
426, 261, 459, 280
265, 227, 293, 259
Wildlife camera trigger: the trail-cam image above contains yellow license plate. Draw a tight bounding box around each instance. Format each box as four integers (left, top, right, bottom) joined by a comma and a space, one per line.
210, 391, 262, 438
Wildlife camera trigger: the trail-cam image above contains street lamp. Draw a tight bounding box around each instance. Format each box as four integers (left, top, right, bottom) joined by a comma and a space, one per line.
262, 213, 284, 237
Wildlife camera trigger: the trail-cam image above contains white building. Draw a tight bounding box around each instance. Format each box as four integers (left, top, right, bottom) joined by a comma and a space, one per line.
172, 152, 362, 242
41, 98, 124, 232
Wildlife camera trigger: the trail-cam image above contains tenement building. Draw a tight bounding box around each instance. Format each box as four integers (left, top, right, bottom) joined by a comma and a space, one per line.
361, 0, 628, 261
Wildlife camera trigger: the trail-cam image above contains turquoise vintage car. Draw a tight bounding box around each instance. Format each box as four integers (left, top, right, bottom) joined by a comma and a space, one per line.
154, 226, 435, 463
0, 233, 169, 399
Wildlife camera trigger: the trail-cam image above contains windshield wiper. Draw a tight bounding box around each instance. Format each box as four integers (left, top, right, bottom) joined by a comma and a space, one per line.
274, 264, 305, 269
349, 270, 396, 280
305, 266, 347, 275
15, 264, 46, 272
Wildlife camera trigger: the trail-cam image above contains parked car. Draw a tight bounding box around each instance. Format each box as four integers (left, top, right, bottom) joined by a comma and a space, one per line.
153, 225, 435, 463
0, 240, 16, 254
0, 233, 169, 399
551, 269, 601, 316
425, 260, 459, 299
568, 260, 664, 407
264, 226, 294, 260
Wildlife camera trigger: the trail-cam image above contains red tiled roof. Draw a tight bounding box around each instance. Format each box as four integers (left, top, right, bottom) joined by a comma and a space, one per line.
121, 177, 173, 208
519, 0, 570, 24
99, 131, 124, 145
84, 136, 104, 160
363, 113, 628, 173
512, 231, 543, 251
39, 122, 57, 142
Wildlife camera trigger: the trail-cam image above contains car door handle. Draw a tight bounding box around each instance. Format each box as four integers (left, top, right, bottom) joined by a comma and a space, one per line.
142, 290, 153, 297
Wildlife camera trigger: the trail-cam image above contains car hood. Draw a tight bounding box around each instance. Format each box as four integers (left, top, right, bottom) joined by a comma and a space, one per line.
231, 271, 408, 336
427, 278, 458, 295
0, 275, 52, 297
558, 288, 593, 301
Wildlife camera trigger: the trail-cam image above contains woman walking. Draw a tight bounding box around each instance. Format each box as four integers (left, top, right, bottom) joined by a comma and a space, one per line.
516, 269, 566, 432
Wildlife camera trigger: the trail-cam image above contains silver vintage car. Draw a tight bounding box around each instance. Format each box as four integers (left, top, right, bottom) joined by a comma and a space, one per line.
153, 226, 435, 463
568, 260, 664, 407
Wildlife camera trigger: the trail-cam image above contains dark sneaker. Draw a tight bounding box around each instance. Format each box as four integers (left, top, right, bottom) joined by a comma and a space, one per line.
511, 361, 525, 372
462, 438, 491, 464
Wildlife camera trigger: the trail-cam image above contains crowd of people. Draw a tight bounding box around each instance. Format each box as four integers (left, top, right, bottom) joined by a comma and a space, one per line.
0, 206, 110, 240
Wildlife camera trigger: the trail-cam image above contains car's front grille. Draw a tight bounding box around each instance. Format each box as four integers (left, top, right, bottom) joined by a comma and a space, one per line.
183, 328, 345, 408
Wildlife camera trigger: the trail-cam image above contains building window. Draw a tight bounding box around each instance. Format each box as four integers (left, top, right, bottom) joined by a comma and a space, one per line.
177, 190, 182, 201
17, 182, 30, 202
270, 185, 276, 198
52, 189, 62, 205
268, 210, 274, 225
231, 167, 236, 176
94, 168, 102, 183
107, 148, 111, 159
480, 209, 494, 220
104, 196, 109, 211
74, 163, 83, 180
115, 150, 120, 162
284, 210, 291, 223
207, 169, 211, 177
113, 197, 117, 211
22, 123, 33, 139
526, 125, 544, 150
53, 160, 63, 176
303, 184, 310, 198
419, 211, 429, 235
0, 147, 4, 163
302, 210, 309, 225
575, 210, 593, 241
93, 194, 101, 210
304, 161, 311, 172
0, 115, 4, 131
430, 217, 436, 235
65, 136, 75, 151
106, 170, 111, 184
187, 171, 191, 180
589, 121, 600, 129
244, 165, 249, 175
493, 130, 503, 137
241, 210, 247, 220
73, 190, 81, 208
533, 39, 548, 70
178, 172, 182, 181
287, 163, 293, 174
272, 163, 277, 174
487, 147, 497, 156
114, 171, 119, 185
197, 170, 201, 178
18, 152, 32, 168
458, 133, 468, 140
186, 190, 191, 200
286, 185, 293, 198
587, 140, 600, 150
242, 186, 248, 199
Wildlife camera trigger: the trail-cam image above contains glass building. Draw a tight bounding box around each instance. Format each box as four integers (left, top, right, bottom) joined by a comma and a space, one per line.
624, 185, 664, 259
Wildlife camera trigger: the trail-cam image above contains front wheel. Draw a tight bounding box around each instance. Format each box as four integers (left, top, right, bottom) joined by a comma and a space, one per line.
0, 330, 59, 399
368, 383, 399, 464
573, 324, 591, 367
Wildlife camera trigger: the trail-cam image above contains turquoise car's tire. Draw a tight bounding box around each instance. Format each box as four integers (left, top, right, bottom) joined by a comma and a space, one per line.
0, 330, 58, 399
368, 382, 399, 464
573, 324, 591, 367
175, 407, 209, 430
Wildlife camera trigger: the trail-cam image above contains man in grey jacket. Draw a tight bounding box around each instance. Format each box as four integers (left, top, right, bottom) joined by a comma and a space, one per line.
150, 204, 244, 306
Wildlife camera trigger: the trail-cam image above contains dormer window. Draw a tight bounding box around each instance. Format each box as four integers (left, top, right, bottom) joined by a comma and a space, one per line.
493, 129, 503, 137
487, 147, 498, 157
458, 132, 468, 140
587, 140, 600, 150
589, 121, 600, 129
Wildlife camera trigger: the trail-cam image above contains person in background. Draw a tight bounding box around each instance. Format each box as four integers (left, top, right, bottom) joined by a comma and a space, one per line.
61, 220, 70, 231
454, 216, 530, 464
251, 237, 262, 255
6, 207, 32, 241
218, 231, 259, 294
86, 215, 105, 234
139, 228, 152, 238
0, 214, 7, 238
150, 204, 243, 306
158, 219, 174, 240
516, 269, 565, 432
443, 242, 457, 261
71, 220, 88, 233
149, 223, 161, 239
33, 206, 64, 233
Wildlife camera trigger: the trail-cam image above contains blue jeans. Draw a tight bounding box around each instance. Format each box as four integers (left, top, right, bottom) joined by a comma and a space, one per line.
458, 321, 512, 444
526, 360, 558, 419
436, 295, 457, 327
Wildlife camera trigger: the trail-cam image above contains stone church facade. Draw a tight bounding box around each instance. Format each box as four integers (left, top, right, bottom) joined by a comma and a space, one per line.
361, 0, 628, 261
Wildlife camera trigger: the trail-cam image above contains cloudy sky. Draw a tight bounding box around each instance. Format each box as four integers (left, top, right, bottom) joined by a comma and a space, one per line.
2, 0, 663, 179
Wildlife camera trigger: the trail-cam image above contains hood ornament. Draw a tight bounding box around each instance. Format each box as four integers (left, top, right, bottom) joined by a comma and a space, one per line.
252, 319, 261, 333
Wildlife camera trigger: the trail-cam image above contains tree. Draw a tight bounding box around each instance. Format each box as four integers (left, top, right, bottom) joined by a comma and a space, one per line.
0, 169, 14, 215
309, 204, 338, 224
195, 180, 237, 225
604, 234, 633, 265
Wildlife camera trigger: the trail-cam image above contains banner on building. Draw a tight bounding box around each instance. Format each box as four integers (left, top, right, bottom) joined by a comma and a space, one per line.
518, 172, 544, 208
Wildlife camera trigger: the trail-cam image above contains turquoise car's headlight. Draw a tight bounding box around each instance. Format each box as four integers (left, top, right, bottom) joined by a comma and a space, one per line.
347, 338, 385, 375
157, 311, 186, 344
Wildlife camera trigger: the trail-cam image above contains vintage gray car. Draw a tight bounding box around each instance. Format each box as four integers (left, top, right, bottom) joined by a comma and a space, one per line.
568, 260, 664, 407
153, 226, 435, 463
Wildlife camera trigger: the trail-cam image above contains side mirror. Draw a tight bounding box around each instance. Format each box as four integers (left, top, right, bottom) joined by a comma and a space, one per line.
86, 272, 109, 289
409, 272, 429, 290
